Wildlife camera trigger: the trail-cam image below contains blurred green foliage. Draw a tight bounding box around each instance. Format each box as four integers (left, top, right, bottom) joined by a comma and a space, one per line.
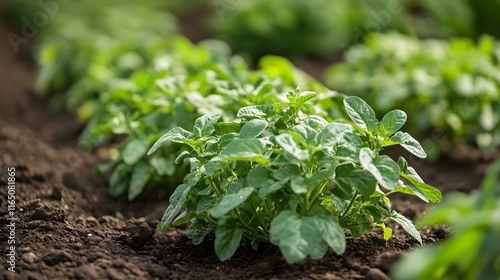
212, 0, 414, 57
324, 33, 500, 158
212, 0, 500, 58
392, 159, 500, 280
33, 1, 177, 118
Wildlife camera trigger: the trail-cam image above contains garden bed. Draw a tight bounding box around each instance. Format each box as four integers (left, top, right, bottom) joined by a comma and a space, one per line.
0, 20, 490, 280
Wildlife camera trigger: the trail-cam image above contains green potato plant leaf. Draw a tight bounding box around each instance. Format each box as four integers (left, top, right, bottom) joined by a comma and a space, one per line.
239, 119, 268, 138
215, 225, 243, 262
344, 96, 378, 133
325, 33, 500, 156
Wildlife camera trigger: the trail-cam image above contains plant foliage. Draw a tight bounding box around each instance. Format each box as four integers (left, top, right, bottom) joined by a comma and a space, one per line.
80, 39, 343, 201
149, 90, 441, 263
392, 159, 500, 280
324, 33, 500, 157
34, 1, 177, 119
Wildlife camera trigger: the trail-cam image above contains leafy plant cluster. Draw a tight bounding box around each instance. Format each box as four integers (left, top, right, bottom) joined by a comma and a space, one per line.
148, 90, 442, 263
27, 0, 347, 201
211, 0, 415, 57
83, 38, 344, 201
392, 159, 500, 280
210, 0, 500, 58
324, 33, 500, 157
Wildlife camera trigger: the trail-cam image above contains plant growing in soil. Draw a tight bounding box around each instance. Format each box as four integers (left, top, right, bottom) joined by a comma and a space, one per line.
392, 158, 500, 280
149, 90, 442, 263
81, 38, 343, 201
324, 33, 500, 158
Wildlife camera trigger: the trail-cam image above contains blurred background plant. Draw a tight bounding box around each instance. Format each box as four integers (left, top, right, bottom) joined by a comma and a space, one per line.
324, 33, 500, 159
210, 0, 500, 58
391, 158, 500, 280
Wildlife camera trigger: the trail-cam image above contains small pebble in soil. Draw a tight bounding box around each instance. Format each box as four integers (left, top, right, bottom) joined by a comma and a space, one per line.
22, 252, 37, 264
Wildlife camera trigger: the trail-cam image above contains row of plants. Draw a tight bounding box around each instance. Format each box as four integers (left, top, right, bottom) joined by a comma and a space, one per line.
23, 1, 349, 201
14, 1, 444, 263
211, 0, 500, 57
12, 0, 498, 269
324, 33, 500, 159
82, 44, 345, 201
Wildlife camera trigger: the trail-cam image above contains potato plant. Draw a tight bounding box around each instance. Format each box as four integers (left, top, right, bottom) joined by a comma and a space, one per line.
392, 159, 500, 280
324, 33, 500, 157
31, 0, 348, 201
81, 37, 345, 201
148, 90, 441, 263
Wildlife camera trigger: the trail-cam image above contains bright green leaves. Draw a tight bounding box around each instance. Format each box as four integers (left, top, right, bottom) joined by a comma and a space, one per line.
343, 96, 426, 160
215, 225, 243, 261
212, 187, 254, 218
389, 131, 427, 158
317, 123, 355, 148
270, 210, 345, 264
344, 96, 378, 133
391, 211, 422, 244
237, 105, 274, 118
214, 139, 269, 163
326, 33, 500, 156
150, 91, 439, 264
193, 113, 221, 138
148, 127, 193, 155
123, 138, 150, 165
239, 119, 268, 138
401, 166, 442, 203
359, 148, 400, 191
378, 110, 407, 137
158, 183, 191, 230
287, 90, 318, 111
275, 134, 309, 161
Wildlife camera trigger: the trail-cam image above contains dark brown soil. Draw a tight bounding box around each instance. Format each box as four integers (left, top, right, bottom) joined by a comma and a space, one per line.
0, 19, 492, 280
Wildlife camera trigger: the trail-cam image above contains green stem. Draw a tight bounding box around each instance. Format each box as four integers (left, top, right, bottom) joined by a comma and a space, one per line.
250, 199, 269, 234
211, 181, 222, 197
263, 198, 274, 223
340, 191, 359, 220
204, 214, 218, 225
309, 181, 329, 208
235, 209, 269, 241
302, 193, 310, 215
